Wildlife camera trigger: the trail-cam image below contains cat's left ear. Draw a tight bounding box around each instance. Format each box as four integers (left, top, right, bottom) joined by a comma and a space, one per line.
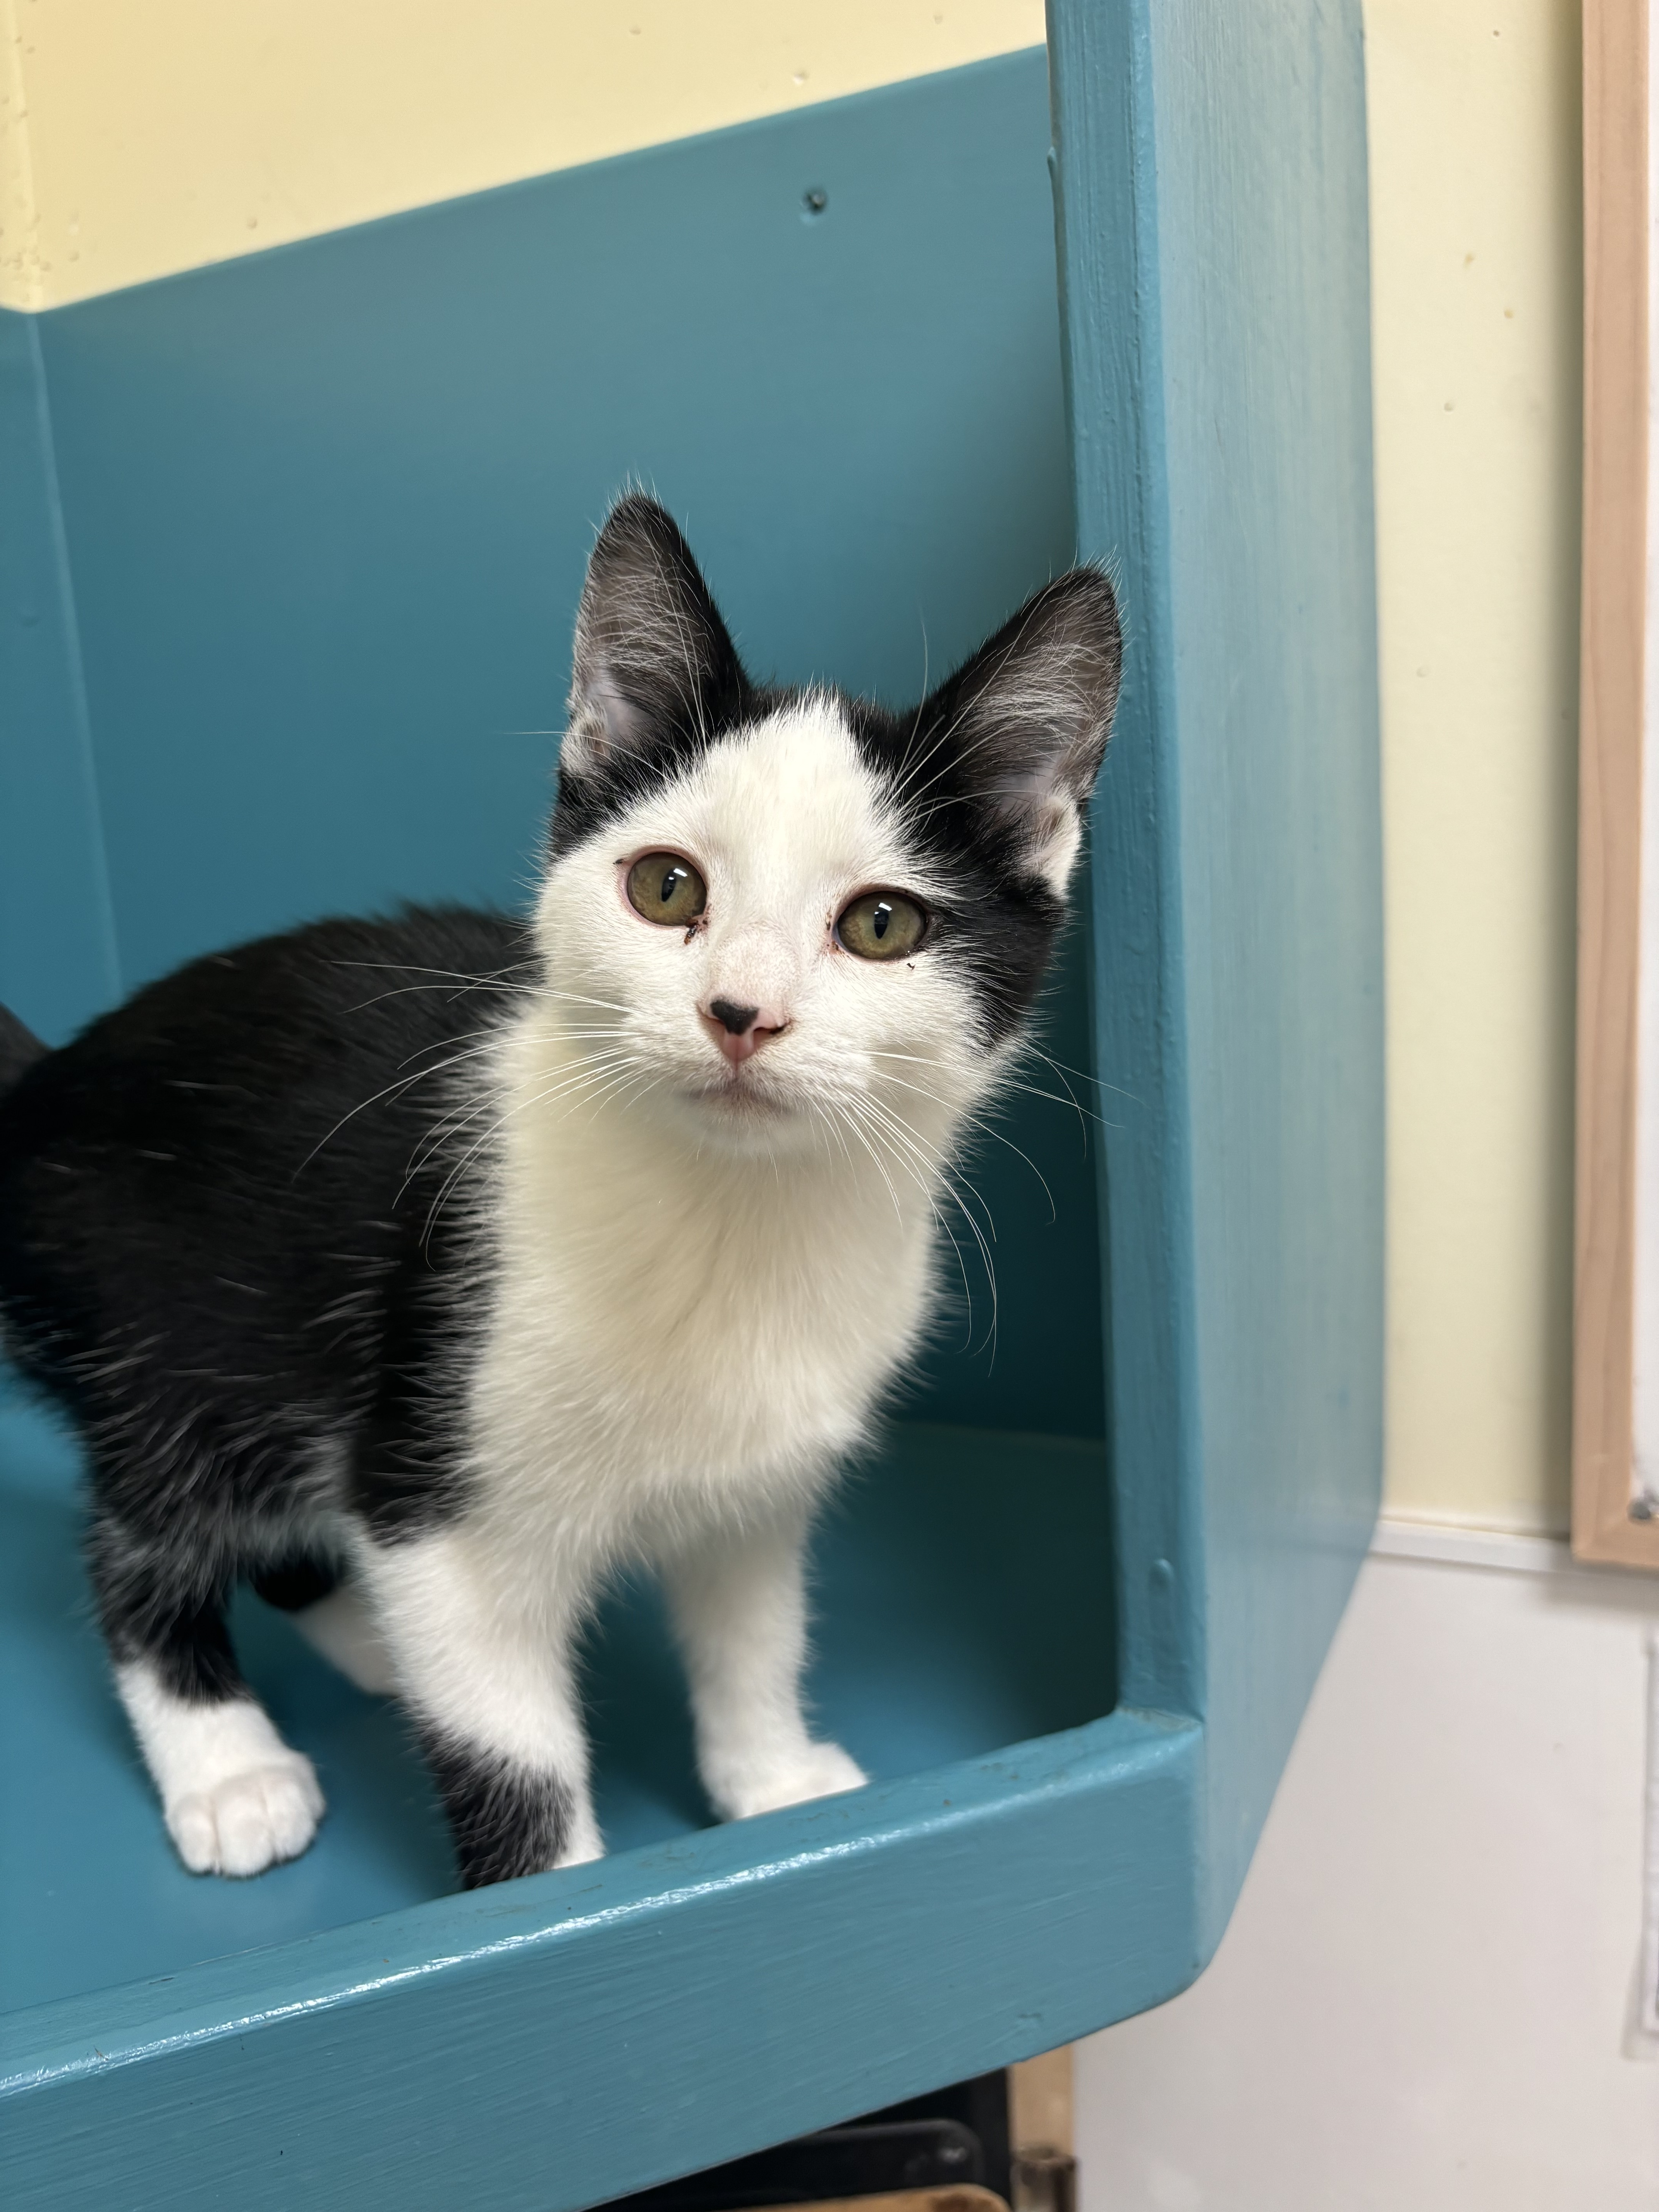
919, 569, 1121, 896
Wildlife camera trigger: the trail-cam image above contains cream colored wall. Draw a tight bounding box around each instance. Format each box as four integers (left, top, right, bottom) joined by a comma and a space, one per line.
1366, 0, 1583, 1534
0, 0, 1586, 1531
0, 0, 1044, 309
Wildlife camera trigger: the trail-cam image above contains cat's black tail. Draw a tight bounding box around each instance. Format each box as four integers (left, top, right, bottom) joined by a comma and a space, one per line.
0, 1004, 48, 1096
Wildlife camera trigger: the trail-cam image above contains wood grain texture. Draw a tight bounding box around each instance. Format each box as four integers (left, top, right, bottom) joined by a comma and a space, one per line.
1007, 2046, 1073, 2154
1573, 0, 1659, 1566
747, 2193, 1008, 2212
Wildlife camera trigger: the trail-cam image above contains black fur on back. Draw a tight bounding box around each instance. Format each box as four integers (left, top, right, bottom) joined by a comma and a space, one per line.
0, 1003, 48, 1095
0, 907, 532, 1605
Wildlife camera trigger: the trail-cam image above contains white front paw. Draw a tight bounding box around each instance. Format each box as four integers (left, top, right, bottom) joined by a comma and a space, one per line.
719, 1741, 868, 1822
166, 1752, 325, 1877
553, 1806, 606, 1870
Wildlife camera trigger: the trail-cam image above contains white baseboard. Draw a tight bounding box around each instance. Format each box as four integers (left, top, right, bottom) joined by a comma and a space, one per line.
1371, 1511, 1659, 1584
1370, 1515, 1570, 1576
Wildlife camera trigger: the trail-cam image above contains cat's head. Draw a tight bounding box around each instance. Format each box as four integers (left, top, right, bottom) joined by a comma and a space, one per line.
533, 495, 1120, 1159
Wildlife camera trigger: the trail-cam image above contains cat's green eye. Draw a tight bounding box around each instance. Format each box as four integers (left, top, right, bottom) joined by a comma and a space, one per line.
836, 890, 927, 961
626, 852, 708, 927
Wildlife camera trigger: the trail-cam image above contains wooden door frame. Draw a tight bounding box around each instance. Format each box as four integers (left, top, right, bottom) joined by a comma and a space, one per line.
1574, 0, 1659, 1563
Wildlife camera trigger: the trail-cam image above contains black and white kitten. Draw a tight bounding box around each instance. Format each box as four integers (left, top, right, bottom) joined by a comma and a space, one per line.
0, 496, 1120, 1889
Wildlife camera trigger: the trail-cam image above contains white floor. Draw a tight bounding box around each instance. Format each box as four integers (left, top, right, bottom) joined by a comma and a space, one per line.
1075, 1528, 1659, 2210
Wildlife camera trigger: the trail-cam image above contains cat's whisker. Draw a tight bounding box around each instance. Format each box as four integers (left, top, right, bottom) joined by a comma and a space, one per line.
294, 1040, 522, 1178
1014, 1044, 1091, 1152
417, 1047, 639, 1163
343, 980, 530, 1013
867, 1068, 1056, 1225
541, 988, 635, 1018
392, 1031, 514, 1075
1000, 1079, 1110, 1128
853, 1097, 992, 1353
893, 622, 931, 781
420, 1053, 647, 1237
841, 1099, 956, 1238
854, 1087, 970, 1216
858, 1093, 1000, 1353
814, 1092, 864, 1195
826, 1097, 908, 1227
400, 1047, 639, 1196
331, 956, 540, 1014
333, 958, 538, 983
1022, 1042, 1139, 1108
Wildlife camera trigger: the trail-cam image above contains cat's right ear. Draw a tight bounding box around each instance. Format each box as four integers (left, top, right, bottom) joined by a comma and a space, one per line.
562, 495, 749, 783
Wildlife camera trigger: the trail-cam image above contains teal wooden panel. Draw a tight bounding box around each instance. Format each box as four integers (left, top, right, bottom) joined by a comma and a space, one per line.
0, 312, 119, 1042
1048, 0, 1385, 1946
3, 1705, 1199, 2212
29, 47, 1102, 1441
0, 1401, 1112, 2015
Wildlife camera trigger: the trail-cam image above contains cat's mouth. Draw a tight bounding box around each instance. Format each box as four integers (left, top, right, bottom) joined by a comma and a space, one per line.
684, 1065, 796, 1118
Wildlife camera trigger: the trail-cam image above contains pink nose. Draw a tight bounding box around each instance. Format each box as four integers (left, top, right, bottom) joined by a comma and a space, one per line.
702, 996, 789, 1065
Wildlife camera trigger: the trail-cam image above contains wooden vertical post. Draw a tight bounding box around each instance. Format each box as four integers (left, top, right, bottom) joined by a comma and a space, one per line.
1573, 0, 1659, 1565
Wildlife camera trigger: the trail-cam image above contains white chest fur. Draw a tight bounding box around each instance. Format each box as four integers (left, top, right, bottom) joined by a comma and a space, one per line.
462, 1009, 946, 1566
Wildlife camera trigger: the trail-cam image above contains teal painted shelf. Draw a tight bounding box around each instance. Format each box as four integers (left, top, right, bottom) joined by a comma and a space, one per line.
0, 1403, 1115, 2016
0, 11, 1383, 2207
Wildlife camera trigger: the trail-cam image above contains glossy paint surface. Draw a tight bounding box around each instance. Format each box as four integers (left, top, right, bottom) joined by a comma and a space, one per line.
5, 1699, 1199, 2212
1049, 0, 1385, 1941
0, 1400, 1113, 2014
